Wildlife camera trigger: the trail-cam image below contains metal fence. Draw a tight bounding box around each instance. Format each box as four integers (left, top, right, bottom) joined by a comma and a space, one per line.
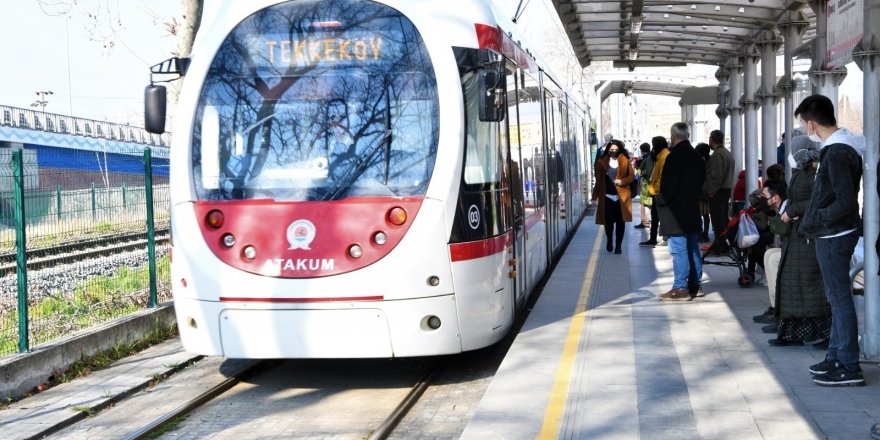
1, 104, 171, 147
0, 148, 170, 356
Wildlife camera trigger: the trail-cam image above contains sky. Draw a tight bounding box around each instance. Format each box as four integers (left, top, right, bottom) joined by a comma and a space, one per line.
0, 1, 179, 124
0, 0, 567, 127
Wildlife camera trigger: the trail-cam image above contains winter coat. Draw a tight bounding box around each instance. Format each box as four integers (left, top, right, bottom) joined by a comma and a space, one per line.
593, 155, 634, 224
768, 165, 829, 319
702, 146, 734, 197
798, 128, 865, 239
638, 153, 655, 205
659, 140, 705, 234
648, 148, 668, 196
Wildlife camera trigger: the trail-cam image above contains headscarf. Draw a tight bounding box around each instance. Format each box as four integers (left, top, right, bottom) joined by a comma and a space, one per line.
789, 135, 820, 169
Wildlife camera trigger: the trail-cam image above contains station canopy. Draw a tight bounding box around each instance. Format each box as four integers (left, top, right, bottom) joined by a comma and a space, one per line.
552, 0, 816, 71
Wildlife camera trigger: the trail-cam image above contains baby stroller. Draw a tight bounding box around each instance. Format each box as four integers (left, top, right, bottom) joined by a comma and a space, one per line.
701, 207, 756, 287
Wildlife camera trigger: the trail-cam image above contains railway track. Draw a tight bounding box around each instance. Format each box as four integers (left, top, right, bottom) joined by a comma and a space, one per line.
118, 359, 446, 440
0, 228, 169, 277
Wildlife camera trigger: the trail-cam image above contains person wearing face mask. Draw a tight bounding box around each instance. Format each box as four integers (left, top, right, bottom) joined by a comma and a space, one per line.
592, 139, 634, 254
760, 139, 832, 349
795, 94, 866, 387
755, 136, 822, 326
744, 163, 785, 289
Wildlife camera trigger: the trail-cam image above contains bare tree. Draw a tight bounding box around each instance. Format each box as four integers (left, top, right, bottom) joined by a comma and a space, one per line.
164, 0, 203, 107
39, 0, 203, 106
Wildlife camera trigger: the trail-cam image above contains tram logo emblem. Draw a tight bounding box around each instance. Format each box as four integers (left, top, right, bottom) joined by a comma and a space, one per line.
467, 204, 480, 230
287, 219, 316, 250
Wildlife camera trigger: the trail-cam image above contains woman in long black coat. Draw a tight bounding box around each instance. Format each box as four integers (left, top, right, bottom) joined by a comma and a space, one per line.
768, 136, 830, 345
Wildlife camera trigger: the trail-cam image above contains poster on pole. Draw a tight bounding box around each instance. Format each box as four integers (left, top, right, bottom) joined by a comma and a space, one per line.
826, 0, 863, 69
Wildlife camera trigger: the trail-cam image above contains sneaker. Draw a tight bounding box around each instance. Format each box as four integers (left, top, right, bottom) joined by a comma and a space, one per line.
634, 223, 647, 229
657, 240, 668, 247
689, 286, 705, 297
813, 366, 865, 387
752, 307, 775, 323
809, 359, 840, 375
639, 239, 657, 247
658, 289, 692, 302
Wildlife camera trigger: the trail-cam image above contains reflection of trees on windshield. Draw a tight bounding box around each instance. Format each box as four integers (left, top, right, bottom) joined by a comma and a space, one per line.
192, 0, 439, 201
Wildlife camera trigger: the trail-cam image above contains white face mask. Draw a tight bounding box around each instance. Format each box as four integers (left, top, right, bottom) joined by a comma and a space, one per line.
802, 121, 822, 143
788, 153, 797, 170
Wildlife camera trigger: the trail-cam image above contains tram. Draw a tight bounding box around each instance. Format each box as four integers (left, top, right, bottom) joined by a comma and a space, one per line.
144, 0, 592, 358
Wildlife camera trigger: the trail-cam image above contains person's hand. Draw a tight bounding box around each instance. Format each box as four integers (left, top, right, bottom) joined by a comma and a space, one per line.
613, 179, 621, 186
781, 212, 792, 223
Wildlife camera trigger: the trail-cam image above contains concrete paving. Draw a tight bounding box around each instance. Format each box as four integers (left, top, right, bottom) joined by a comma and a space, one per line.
464, 210, 880, 439
0, 338, 200, 440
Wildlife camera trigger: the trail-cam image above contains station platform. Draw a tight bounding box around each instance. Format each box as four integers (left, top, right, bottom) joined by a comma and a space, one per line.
462, 207, 880, 440
3, 206, 878, 439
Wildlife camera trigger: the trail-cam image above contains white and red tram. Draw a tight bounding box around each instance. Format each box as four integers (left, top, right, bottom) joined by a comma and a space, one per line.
145, 0, 592, 358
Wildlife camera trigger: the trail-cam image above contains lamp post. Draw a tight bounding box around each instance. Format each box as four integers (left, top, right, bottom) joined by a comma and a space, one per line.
30, 90, 53, 112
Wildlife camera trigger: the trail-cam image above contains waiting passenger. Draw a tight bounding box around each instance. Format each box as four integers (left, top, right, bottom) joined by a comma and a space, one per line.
592, 140, 634, 254
695, 142, 711, 242
639, 136, 668, 248
761, 137, 830, 348
745, 164, 784, 288
657, 122, 705, 301
796, 94, 866, 387
702, 130, 734, 244
634, 142, 653, 230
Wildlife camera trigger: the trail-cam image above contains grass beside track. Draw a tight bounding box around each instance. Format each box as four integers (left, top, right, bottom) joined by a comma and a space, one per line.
0, 256, 171, 356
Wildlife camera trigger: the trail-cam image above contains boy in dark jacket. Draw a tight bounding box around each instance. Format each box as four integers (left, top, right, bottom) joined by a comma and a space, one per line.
795, 94, 866, 387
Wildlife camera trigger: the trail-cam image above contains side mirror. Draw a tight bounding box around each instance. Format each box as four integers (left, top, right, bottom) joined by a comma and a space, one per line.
479, 67, 506, 122
144, 85, 167, 134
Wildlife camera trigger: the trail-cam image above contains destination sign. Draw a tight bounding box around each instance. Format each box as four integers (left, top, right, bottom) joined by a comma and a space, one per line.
265, 37, 384, 65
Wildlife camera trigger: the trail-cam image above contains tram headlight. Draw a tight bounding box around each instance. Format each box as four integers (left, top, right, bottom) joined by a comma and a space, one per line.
222, 234, 235, 247
243, 245, 257, 260
348, 244, 363, 258
387, 207, 407, 226
373, 231, 387, 246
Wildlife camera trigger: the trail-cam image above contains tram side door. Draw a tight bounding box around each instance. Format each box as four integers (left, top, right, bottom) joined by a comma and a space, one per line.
505, 65, 527, 308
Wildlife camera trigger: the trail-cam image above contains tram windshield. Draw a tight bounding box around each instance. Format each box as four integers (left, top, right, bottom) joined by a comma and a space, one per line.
191, 0, 439, 201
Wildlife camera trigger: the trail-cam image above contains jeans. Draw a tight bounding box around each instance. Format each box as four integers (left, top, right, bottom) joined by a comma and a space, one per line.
668, 232, 702, 289
815, 231, 860, 369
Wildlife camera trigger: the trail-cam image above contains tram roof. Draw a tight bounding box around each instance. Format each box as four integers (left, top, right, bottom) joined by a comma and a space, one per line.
551, 0, 817, 70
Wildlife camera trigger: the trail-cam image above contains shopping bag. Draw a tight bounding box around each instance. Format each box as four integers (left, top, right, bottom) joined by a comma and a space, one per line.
737, 213, 759, 248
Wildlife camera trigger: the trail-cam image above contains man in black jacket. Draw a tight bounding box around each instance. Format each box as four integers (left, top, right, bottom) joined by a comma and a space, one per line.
795, 94, 866, 387
658, 122, 706, 301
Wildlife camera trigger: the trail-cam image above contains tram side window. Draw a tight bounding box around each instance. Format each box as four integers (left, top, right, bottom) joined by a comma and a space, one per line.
463, 72, 501, 187
518, 71, 543, 209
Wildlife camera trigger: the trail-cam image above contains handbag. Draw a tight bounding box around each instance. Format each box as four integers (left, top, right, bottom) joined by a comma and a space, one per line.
737, 212, 760, 248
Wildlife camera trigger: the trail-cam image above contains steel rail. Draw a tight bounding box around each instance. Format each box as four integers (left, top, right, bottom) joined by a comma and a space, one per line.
122, 360, 268, 440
